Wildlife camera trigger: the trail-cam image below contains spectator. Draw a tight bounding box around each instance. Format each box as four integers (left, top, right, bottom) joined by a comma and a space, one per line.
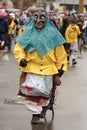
0, 12, 9, 51
82, 17, 87, 47
76, 15, 84, 55
60, 17, 69, 50
18, 14, 24, 26
7, 13, 16, 52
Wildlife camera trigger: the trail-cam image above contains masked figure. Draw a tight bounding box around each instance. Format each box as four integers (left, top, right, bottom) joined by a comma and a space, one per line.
13, 8, 67, 124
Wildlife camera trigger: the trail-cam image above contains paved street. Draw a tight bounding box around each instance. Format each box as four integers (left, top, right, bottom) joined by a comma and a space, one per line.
0, 46, 87, 130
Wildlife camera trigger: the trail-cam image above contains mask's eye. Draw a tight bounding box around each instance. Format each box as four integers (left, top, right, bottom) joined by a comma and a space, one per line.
34, 14, 38, 20
40, 15, 46, 20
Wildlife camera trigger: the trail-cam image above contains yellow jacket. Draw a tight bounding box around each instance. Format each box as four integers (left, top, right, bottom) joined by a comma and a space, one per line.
65, 24, 81, 43
18, 26, 26, 35
8, 20, 15, 35
13, 43, 67, 75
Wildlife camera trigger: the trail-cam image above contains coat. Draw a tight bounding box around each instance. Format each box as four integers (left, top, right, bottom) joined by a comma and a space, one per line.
65, 24, 81, 43
13, 43, 67, 75
8, 20, 15, 35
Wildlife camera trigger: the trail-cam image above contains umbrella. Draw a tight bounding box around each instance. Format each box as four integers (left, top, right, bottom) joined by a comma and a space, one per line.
7, 8, 20, 12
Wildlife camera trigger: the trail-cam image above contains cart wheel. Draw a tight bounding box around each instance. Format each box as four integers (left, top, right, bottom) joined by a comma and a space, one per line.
44, 106, 54, 122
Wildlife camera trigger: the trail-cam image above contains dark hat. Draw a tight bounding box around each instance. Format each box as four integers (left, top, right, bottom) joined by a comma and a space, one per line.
70, 19, 76, 24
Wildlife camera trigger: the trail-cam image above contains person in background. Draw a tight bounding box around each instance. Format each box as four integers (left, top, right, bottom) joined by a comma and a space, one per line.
7, 13, 16, 52
65, 19, 81, 66
13, 8, 67, 124
18, 14, 25, 26
82, 17, 87, 47
0, 11, 9, 51
60, 17, 69, 50
49, 12, 58, 27
76, 14, 84, 55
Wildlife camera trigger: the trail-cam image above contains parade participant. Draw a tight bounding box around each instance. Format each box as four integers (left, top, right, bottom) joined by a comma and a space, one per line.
65, 19, 81, 66
13, 8, 67, 124
7, 13, 16, 52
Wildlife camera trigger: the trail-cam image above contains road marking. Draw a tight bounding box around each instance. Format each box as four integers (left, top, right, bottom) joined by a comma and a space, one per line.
4, 98, 25, 105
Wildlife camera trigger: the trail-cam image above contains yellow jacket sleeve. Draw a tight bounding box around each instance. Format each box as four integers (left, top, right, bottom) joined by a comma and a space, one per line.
65, 27, 70, 43
55, 45, 67, 71
13, 43, 27, 63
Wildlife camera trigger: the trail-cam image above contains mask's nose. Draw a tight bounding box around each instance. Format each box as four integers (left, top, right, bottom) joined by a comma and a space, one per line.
36, 17, 41, 22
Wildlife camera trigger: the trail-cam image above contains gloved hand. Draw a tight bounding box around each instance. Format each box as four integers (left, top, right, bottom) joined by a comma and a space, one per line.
53, 74, 61, 86
58, 69, 64, 77
19, 58, 27, 67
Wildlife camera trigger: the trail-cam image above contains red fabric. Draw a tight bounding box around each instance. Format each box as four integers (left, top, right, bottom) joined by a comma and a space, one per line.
37, 98, 44, 106
26, 86, 33, 92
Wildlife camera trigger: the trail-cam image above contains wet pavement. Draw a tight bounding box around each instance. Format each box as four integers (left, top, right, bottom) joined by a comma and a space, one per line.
0, 47, 87, 130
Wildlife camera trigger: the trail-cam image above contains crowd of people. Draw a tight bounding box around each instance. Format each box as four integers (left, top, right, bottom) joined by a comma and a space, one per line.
0, 9, 28, 59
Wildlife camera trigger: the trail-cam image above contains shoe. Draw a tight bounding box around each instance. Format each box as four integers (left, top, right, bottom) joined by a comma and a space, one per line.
72, 59, 77, 66
31, 114, 40, 124
40, 106, 47, 118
